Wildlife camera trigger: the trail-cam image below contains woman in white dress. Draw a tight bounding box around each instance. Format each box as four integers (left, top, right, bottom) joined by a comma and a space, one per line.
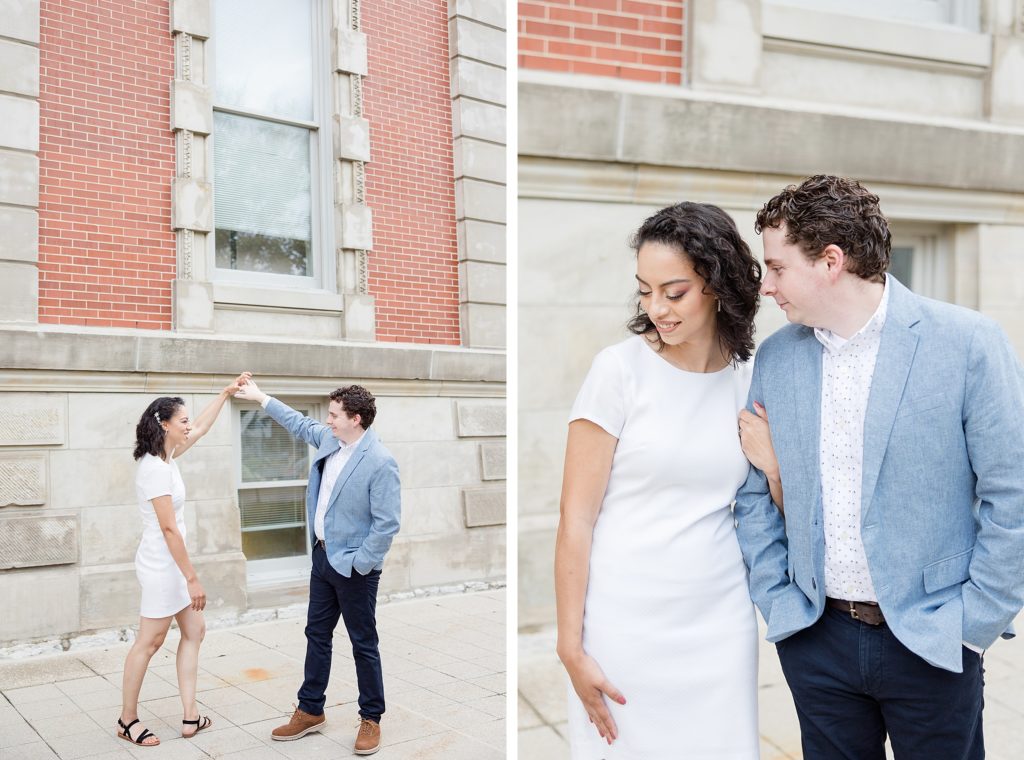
556, 203, 782, 758
116, 374, 248, 747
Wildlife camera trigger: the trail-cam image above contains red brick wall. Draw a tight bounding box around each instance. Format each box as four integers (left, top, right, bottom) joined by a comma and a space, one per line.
362, 0, 461, 344
519, 0, 685, 84
37, 0, 176, 329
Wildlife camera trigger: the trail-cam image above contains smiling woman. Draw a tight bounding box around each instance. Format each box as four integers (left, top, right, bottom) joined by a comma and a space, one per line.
627, 202, 762, 367
553, 202, 771, 759
117, 374, 249, 747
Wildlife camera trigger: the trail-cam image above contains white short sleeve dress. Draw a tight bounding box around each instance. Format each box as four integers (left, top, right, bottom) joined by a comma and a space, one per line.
134, 453, 191, 618
566, 336, 759, 759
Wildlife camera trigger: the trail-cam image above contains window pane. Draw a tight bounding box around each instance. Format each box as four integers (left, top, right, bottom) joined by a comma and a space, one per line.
890, 246, 914, 290
239, 485, 306, 528
214, 112, 312, 276
239, 484, 307, 561
213, 0, 313, 121
240, 407, 310, 482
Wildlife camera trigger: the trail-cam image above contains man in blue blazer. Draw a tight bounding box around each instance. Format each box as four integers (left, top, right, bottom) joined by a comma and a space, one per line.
236, 379, 400, 756
735, 175, 1024, 760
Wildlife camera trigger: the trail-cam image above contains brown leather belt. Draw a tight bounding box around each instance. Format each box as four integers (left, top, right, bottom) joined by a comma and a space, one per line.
314, 539, 326, 550
827, 597, 885, 626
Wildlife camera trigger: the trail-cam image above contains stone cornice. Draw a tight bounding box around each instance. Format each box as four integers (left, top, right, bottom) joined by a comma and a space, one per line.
519, 80, 1024, 195
0, 327, 504, 383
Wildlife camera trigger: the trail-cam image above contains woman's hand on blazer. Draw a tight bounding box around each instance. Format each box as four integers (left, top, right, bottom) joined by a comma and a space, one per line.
739, 402, 785, 513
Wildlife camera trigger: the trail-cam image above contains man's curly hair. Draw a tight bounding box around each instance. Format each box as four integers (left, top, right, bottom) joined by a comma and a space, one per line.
755, 175, 891, 283
329, 385, 376, 429
627, 202, 762, 363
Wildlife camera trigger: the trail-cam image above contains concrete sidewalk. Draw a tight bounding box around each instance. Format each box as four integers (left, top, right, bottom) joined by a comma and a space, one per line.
520, 610, 1024, 759
0, 589, 506, 759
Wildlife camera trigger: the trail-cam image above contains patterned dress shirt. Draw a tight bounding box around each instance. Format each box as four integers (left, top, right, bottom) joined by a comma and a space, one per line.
814, 281, 890, 602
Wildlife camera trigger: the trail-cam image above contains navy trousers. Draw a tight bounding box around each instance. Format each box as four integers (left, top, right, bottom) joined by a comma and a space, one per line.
297, 543, 384, 722
776, 606, 984, 760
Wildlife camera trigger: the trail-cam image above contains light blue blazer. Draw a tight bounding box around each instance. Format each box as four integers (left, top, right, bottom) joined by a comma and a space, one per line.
264, 398, 401, 577
735, 276, 1024, 673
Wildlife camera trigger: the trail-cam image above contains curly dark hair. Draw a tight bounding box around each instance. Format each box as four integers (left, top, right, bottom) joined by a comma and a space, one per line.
755, 175, 891, 283
627, 202, 762, 363
134, 396, 184, 460
329, 385, 376, 429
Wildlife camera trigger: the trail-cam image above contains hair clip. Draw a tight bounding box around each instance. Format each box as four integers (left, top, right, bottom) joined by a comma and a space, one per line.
153, 412, 160, 422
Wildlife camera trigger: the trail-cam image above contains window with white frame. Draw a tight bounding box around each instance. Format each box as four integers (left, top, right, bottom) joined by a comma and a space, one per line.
768, 0, 980, 31
211, 0, 332, 287
888, 226, 953, 302
237, 405, 313, 563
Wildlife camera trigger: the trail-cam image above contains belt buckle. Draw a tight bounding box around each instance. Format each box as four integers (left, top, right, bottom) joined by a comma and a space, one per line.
847, 600, 860, 621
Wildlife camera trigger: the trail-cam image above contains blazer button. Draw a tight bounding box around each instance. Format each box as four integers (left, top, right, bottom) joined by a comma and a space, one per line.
811, 578, 817, 589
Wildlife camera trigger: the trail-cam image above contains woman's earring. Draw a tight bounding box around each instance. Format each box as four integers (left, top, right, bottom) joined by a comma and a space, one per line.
717, 299, 722, 313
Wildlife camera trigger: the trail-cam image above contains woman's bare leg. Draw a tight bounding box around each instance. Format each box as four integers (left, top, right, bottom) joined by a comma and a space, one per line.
174, 605, 207, 735
119, 615, 172, 745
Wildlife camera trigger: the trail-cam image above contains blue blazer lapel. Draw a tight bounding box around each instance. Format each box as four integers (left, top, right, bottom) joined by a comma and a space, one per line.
327, 429, 376, 508
314, 432, 341, 465
791, 330, 823, 492
861, 279, 922, 523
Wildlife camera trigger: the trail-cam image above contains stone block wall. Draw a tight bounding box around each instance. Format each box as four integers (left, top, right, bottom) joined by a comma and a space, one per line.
0, 332, 505, 647
375, 395, 506, 592
0, 389, 246, 643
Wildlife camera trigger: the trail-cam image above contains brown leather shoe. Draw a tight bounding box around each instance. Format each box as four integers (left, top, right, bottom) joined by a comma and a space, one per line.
270, 708, 326, 741
354, 718, 381, 755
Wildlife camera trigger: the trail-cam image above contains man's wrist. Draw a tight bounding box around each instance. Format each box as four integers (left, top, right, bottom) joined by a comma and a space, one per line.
259, 394, 272, 409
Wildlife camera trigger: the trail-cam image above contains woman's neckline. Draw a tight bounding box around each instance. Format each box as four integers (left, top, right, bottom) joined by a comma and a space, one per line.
636, 334, 733, 375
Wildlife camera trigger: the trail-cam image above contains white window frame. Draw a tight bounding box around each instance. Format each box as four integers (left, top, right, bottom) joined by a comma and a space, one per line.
234, 399, 321, 588
208, 0, 336, 293
889, 223, 954, 302
766, 0, 980, 31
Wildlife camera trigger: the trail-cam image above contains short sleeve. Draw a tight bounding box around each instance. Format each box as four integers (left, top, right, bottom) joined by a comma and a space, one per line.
138, 457, 173, 501
570, 346, 627, 438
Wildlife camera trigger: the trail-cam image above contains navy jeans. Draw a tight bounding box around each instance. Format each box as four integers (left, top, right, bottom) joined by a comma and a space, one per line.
297, 543, 384, 722
776, 606, 984, 760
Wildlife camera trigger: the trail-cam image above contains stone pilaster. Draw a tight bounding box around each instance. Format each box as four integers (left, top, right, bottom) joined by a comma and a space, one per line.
0, 0, 40, 323
171, 0, 215, 331
334, 0, 376, 341
986, 0, 1024, 125
449, 0, 506, 348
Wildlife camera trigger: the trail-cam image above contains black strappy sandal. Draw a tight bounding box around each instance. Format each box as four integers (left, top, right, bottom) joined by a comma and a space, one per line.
117, 717, 160, 746
182, 715, 212, 738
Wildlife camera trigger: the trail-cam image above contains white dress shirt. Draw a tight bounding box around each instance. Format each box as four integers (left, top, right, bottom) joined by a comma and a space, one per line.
312, 434, 363, 541
815, 280, 889, 602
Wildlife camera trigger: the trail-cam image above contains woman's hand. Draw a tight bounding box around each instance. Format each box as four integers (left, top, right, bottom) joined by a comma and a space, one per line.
739, 402, 778, 479
224, 372, 252, 396
560, 649, 625, 744
187, 577, 206, 612
739, 402, 784, 513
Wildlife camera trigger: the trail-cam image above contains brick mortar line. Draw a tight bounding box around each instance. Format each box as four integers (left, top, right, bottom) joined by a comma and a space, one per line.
520, 59, 682, 74
520, 34, 685, 45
